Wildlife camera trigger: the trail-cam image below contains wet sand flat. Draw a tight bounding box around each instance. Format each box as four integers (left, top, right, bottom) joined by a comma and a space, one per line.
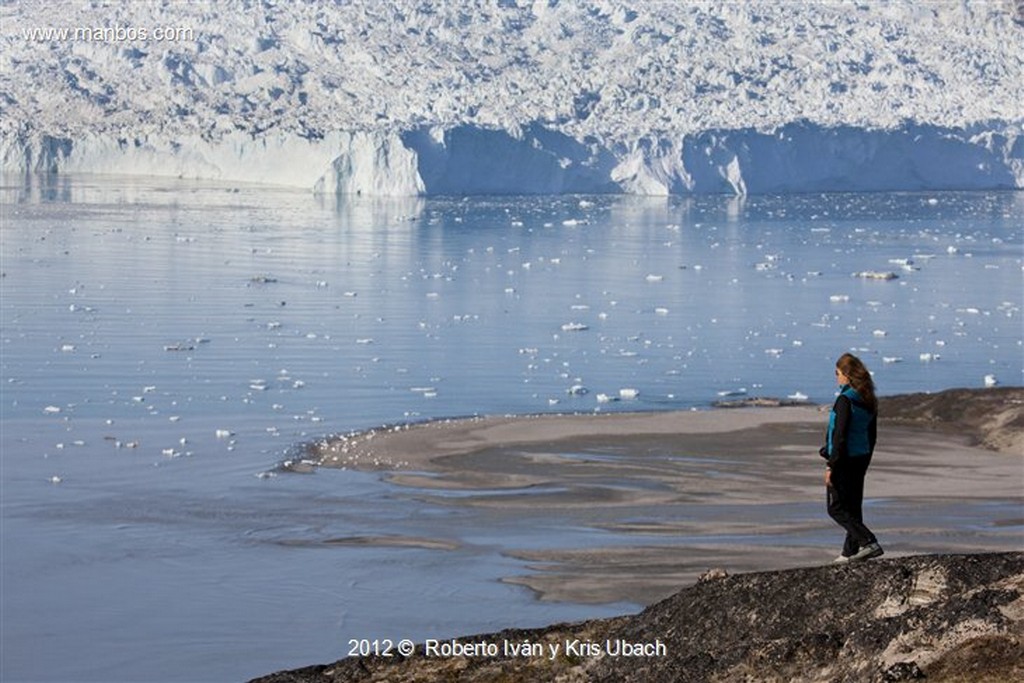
310, 402, 1024, 606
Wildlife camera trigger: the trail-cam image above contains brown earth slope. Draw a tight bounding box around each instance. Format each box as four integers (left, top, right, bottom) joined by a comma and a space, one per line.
878, 387, 1023, 454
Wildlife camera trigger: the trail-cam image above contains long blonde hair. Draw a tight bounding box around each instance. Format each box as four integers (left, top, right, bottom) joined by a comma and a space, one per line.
836, 353, 877, 412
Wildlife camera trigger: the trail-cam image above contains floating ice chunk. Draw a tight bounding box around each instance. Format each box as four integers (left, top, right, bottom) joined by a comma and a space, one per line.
619, 388, 639, 399
984, 374, 999, 387
873, 330, 887, 337
356, 338, 374, 344
788, 391, 809, 401
919, 353, 940, 362
855, 271, 899, 280
215, 429, 234, 438
717, 388, 747, 397
765, 348, 784, 357
645, 274, 664, 282
561, 322, 589, 332
596, 393, 617, 403
44, 405, 61, 414
49, 476, 62, 484
883, 357, 903, 364
829, 294, 850, 302
946, 245, 959, 254
343, 291, 357, 297
60, 344, 76, 352
655, 307, 669, 316
567, 385, 588, 395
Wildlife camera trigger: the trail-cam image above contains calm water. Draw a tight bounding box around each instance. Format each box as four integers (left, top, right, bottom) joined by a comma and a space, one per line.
2, 176, 1021, 682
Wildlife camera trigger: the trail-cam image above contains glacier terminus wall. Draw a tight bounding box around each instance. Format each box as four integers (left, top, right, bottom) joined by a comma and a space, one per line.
4, 121, 1020, 196
2, 1, 1022, 196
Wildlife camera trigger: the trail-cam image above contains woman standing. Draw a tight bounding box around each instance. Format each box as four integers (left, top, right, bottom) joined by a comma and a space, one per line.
821, 353, 884, 563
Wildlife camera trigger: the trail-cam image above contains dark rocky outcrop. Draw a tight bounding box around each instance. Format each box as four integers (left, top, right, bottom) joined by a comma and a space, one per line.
252, 552, 1024, 683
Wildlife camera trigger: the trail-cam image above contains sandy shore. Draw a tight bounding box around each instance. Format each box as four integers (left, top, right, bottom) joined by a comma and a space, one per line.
307, 389, 1023, 606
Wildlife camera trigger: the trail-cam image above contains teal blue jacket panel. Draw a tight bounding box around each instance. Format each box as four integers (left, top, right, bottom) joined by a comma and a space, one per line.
824, 385, 877, 466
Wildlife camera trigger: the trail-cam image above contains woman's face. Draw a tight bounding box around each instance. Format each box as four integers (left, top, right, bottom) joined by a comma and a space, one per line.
835, 367, 849, 385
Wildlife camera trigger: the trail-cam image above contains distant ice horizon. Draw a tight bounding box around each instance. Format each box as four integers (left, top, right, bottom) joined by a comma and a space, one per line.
2, 1, 1022, 195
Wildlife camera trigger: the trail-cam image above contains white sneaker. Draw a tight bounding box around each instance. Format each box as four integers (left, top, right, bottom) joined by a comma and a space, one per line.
849, 542, 884, 562
833, 554, 851, 564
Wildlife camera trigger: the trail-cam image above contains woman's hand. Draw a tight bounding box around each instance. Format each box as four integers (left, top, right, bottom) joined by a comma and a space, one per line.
825, 468, 832, 487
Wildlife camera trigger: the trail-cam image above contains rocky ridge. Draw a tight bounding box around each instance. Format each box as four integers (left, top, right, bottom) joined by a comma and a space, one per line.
252, 552, 1024, 682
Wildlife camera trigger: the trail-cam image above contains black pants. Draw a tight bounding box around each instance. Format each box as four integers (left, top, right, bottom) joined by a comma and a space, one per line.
827, 455, 877, 556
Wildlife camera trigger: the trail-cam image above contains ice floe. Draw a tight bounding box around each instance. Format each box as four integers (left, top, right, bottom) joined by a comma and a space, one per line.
855, 271, 899, 280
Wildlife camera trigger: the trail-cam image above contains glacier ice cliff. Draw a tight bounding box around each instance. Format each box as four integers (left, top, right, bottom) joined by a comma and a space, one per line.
2, 0, 1022, 195
4, 121, 1020, 196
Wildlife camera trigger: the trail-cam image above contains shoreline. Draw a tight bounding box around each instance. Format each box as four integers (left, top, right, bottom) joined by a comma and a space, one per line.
298, 387, 1023, 606
306, 387, 1023, 475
